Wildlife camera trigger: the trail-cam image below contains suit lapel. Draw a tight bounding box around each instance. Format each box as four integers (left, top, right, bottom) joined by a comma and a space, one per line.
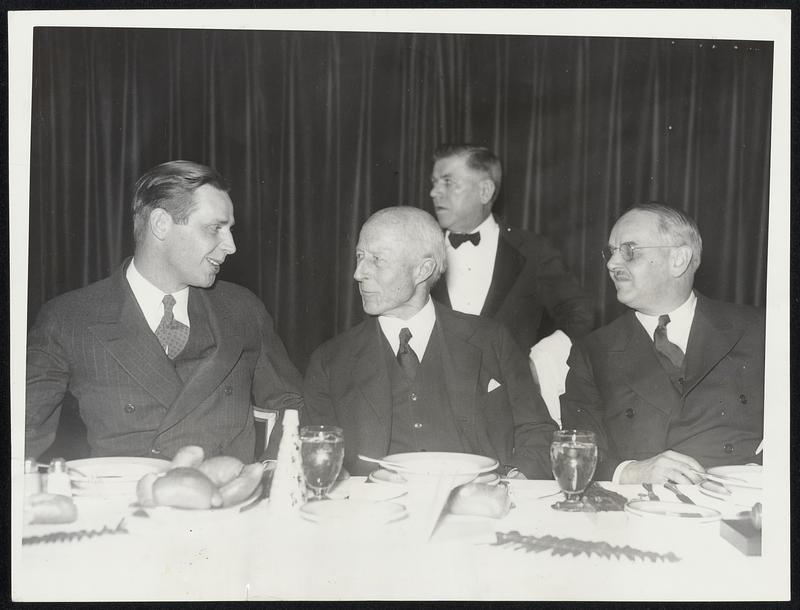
481, 226, 524, 318
350, 319, 393, 441
158, 286, 245, 432
436, 306, 482, 433
610, 313, 681, 416
682, 296, 744, 395
88, 263, 183, 409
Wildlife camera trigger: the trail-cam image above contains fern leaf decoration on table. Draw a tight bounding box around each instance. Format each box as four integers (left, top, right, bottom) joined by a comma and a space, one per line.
22, 518, 129, 546
491, 531, 680, 562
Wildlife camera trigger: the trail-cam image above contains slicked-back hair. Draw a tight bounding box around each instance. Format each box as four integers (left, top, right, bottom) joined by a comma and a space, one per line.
628, 202, 703, 270
433, 143, 502, 204
131, 160, 230, 247
365, 206, 447, 285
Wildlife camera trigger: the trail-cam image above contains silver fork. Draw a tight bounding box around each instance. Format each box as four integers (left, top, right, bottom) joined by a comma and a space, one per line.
642, 482, 660, 501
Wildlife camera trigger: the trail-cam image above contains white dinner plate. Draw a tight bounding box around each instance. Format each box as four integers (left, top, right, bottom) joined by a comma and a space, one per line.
381, 452, 499, 477
299, 499, 407, 524
698, 480, 761, 507
625, 500, 721, 523
327, 480, 408, 502
706, 465, 762, 489
368, 468, 500, 487
67, 457, 170, 497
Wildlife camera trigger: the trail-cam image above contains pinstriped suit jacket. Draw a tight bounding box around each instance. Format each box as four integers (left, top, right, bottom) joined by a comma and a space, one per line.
26, 259, 303, 463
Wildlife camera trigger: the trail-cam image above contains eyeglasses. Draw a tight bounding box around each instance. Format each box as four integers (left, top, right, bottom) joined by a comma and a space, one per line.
601, 243, 680, 263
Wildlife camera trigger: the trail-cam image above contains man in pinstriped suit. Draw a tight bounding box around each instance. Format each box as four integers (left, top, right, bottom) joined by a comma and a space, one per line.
26, 161, 303, 463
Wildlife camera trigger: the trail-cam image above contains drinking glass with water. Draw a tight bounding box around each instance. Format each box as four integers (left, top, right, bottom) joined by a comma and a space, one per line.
550, 429, 597, 511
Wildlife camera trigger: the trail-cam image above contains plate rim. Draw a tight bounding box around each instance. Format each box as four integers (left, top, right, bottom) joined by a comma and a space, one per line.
706, 465, 763, 489
381, 451, 499, 475
299, 499, 407, 524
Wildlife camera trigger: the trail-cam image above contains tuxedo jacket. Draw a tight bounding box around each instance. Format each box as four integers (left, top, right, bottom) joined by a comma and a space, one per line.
432, 218, 594, 352
26, 260, 304, 463
560, 294, 765, 480
303, 302, 557, 478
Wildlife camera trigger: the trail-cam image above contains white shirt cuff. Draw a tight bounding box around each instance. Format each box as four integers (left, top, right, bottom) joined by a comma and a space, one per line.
612, 460, 634, 484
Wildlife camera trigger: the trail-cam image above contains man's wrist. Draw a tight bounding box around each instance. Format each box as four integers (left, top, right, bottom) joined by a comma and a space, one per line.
612, 460, 635, 484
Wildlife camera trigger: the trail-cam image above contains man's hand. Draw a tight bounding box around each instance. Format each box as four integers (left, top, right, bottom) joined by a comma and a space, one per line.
618, 450, 704, 485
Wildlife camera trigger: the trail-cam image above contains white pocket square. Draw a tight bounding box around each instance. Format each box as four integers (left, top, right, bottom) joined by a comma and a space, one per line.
488, 378, 501, 392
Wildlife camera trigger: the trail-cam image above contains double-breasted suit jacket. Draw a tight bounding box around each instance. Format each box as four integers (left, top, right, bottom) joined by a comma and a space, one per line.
431, 217, 594, 352
303, 302, 557, 478
26, 260, 304, 463
560, 294, 765, 480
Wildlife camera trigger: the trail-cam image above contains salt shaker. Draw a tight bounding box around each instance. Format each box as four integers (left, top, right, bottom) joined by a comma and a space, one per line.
24, 458, 42, 497
46, 458, 73, 497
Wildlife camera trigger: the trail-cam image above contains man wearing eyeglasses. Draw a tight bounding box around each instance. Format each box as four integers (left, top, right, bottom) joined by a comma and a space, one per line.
560, 203, 764, 484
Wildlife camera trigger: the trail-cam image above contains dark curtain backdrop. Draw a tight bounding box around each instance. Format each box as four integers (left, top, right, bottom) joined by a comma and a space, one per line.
29, 28, 773, 372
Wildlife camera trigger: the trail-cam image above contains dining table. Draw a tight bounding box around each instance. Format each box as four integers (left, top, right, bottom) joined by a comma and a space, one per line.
13, 476, 773, 601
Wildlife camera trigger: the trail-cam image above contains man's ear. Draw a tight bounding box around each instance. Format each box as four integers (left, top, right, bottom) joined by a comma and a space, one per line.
415, 258, 436, 286
479, 179, 496, 205
670, 245, 694, 277
149, 208, 172, 241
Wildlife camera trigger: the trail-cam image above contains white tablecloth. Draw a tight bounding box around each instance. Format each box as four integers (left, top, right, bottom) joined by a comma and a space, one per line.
13, 479, 770, 601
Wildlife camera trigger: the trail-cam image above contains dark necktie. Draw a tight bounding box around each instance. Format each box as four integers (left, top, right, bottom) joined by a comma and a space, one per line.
155, 294, 190, 359
448, 231, 481, 248
397, 327, 420, 379
654, 314, 684, 369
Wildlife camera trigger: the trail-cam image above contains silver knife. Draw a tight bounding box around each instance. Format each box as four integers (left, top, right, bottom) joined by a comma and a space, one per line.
664, 481, 695, 505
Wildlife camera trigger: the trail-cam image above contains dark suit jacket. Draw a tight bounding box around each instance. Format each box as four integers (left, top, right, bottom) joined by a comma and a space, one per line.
432, 217, 594, 352
560, 294, 765, 480
26, 260, 304, 463
303, 302, 557, 478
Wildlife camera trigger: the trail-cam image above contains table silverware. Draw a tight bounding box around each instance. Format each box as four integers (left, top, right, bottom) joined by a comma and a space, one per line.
689, 468, 747, 485
642, 482, 660, 501
357, 454, 414, 472
664, 481, 695, 504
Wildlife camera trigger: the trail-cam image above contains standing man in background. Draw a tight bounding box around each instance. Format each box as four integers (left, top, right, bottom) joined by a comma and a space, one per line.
429, 144, 594, 420
429, 143, 593, 353
26, 160, 304, 463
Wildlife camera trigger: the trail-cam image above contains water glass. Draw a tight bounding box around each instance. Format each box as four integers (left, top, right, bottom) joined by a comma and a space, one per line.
300, 425, 344, 501
550, 429, 597, 511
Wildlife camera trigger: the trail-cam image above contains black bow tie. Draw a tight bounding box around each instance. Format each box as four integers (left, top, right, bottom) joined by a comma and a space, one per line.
448, 231, 481, 248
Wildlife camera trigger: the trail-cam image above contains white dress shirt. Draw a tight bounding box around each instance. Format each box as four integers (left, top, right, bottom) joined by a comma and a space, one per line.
613, 291, 698, 483
444, 214, 499, 315
378, 297, 436, 361
126, 259, 190, 333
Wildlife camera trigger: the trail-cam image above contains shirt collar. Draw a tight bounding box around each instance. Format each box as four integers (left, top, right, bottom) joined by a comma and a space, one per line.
378, 297, 436, 360
635, 291, 697, 352
126, 259, 190, 331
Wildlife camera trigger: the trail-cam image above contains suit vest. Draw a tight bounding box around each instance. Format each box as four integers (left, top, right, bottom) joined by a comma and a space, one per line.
383, 332, 465, 455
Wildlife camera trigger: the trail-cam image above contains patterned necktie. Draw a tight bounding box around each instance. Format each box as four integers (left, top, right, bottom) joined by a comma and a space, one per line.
397, 327, 420, 379
654, 314, 684, 369
155, 294, 189, 359
448, 231, 481, 248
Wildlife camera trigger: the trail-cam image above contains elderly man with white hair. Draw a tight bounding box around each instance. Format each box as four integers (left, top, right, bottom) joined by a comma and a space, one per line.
303, 206, 557, 478
561, 203, 765, 484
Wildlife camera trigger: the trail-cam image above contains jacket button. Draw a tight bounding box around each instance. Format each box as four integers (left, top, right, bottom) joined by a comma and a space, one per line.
723, 442, 734, 454
739, 394, 748, 404
625, 408, 635, 419
223, 386, 233, 396
124, 403, 135, 414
